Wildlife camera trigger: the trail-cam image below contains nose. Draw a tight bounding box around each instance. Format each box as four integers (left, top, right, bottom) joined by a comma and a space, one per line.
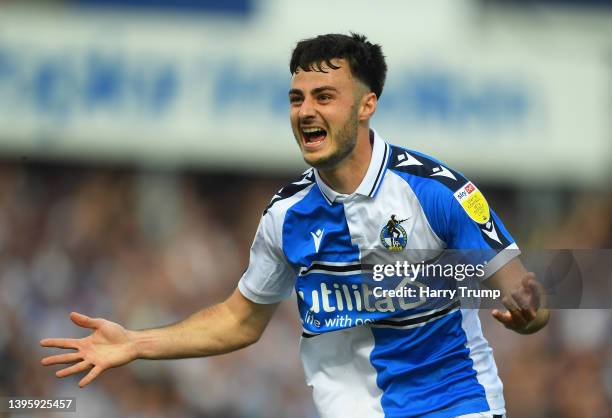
298, 96, 316, 120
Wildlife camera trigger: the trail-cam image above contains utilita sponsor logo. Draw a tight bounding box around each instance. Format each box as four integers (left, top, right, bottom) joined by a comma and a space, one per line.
298, 279, 426, 314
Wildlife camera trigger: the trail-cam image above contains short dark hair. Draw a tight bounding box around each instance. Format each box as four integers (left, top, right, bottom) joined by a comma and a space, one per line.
289, 33, 387, 99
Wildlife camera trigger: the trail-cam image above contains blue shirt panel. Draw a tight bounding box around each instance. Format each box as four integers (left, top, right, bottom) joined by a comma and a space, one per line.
370, 311, 490, 417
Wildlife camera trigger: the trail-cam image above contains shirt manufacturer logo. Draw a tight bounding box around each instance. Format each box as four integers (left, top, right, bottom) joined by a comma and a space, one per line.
311, 228, 324, 253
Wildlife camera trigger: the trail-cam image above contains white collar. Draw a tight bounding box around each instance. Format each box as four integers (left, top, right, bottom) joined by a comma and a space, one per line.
314, 129, 390, 205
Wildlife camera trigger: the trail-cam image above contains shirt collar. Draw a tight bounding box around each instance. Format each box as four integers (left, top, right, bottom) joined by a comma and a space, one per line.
314, 129, 390, 205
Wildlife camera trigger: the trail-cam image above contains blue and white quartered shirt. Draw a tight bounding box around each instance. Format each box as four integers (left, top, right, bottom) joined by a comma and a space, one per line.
238, 129, 517, 418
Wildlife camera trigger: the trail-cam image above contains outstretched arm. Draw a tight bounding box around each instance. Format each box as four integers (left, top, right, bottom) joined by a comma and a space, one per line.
485, 257, 550, 334
40, 289, 278, 387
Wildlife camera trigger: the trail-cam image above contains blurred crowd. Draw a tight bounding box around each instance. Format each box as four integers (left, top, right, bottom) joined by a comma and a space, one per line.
0, 160, 610, 418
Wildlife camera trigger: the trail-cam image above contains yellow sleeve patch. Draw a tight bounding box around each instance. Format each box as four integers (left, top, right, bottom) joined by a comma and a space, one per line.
453, 182, 490, 225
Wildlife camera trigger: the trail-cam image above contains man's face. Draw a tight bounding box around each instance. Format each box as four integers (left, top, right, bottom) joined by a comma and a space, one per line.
289, 59, 363, 170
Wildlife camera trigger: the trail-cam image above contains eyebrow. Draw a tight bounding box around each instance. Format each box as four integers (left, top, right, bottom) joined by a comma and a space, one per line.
288, 86, 339, 96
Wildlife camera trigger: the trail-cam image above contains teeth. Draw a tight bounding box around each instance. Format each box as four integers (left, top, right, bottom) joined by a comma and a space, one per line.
301, 126, 326, 144
303, 127, 324, 133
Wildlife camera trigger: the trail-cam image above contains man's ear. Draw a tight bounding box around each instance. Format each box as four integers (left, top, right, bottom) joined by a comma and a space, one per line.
358, 91, 378, 122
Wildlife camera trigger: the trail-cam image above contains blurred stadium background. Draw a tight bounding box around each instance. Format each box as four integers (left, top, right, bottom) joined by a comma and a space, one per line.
0, 0, 611, 417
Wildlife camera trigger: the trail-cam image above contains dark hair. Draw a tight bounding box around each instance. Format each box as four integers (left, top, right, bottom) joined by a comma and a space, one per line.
289, 33, 387, 98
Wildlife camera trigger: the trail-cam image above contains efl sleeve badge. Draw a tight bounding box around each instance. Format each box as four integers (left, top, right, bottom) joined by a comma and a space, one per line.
453, 182, 490, 224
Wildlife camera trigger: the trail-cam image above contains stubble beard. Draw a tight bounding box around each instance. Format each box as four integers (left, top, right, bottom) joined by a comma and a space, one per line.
302, 104, 359, 171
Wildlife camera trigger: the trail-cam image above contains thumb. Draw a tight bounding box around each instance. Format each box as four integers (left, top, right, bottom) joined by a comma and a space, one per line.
70, 312, 101, 329
492, 309, 512, 326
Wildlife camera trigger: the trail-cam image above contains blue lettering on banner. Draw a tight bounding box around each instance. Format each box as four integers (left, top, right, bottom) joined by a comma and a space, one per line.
0, 45, 179, 124
83, 52, 124, 108
212, 61, 289, 114
34, 55, 77, 119
0, 44, 534, 133
211, 62, 533, 130
378, 69, 531, 130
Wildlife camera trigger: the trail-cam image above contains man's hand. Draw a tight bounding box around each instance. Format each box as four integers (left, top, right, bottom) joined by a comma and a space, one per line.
491, 272, 549, 334
41, 290, 279, 388
40, 312, 137, 388
486, 259, 550, 335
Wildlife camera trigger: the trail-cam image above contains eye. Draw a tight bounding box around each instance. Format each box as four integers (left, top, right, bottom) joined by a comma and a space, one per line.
318, 94, 332, 102
289, 95, 303, 105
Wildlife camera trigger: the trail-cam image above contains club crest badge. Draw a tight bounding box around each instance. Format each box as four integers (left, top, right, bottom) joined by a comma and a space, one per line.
380, 214, 408, 251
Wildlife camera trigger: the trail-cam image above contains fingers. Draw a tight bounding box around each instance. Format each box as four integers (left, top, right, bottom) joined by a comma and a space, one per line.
70, 312, 102, 330
523, 273, 542, 309
79, 366, 103, 388
41, 312, 110, 388
40, 338, 79, 350
515, 273, 541, 319
522, 272, 536, 286
41, 352, 82, 366
40, 313, 98, 350
501, 294, 529, 326
510, 289, 536, 322
491, 309, 513, 327
56, 361, 92, 378
494, 272, 544, 331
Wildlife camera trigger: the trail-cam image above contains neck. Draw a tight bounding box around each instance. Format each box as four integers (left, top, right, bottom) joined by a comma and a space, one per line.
318, 126, 372, 194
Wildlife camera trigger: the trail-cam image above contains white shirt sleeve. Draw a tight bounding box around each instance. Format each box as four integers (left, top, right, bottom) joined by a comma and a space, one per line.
238, 211, 296, 304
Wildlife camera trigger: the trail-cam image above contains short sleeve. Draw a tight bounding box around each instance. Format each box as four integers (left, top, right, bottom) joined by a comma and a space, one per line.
387, 146, 520, 280
238, 211, 296, 304
445, 181, 520, 279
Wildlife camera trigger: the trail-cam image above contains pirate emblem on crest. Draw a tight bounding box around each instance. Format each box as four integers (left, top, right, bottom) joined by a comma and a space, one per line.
380, 214, 408, 251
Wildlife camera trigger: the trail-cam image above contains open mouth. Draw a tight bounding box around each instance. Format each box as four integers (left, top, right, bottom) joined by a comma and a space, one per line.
301, 127, 328, 147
